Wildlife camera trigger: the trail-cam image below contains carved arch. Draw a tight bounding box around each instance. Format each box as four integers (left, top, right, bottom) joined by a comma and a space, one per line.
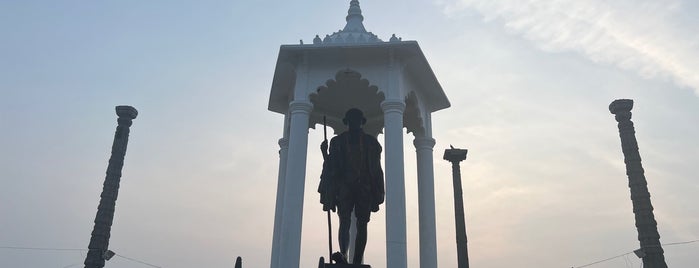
404, 91, 426, 137
309, 69, 386, 136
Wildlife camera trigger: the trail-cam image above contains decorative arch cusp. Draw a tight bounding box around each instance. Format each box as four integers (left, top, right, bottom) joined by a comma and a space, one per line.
309, 69, 385, 136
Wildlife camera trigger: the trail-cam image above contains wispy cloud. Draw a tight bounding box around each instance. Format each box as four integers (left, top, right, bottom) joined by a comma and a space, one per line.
438, 0, 699, 94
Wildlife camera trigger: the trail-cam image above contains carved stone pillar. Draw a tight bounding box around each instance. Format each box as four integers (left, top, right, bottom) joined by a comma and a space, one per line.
443, 147, 469, 268
84, 106, 137, 268
610, 99, 667, 268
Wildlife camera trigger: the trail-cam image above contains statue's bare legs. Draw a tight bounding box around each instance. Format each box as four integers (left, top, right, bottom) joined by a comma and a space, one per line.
338, 214, 368, 264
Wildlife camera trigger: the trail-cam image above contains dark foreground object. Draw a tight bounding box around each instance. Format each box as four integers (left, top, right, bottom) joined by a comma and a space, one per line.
318, 256, 371, 268
323, 264, 371, 268
84, 106, 138, 268
610, 99, 667, 268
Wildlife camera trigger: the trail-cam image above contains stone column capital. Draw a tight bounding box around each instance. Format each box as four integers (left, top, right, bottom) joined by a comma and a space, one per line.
444, 147, 468, 163
289, 100, 313, 114
413, 137, 436, 150
116, 105, 138, 119
609, 99, 633, 114
381, 99, 406, 114
610, 99, 633, 121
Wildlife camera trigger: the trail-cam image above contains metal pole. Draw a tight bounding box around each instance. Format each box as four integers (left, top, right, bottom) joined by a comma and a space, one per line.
84, 106, 138, 268
609, 99, 667, 268
443, 147, 469, 268
323, 116, 334, 261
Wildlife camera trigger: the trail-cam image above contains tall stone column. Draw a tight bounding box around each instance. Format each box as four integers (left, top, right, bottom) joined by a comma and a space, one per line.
414, 137, 438, 268
443, 147, 469, 268
609, 99, 667, 268
381, 99, 407, 268
84, 106, 138, 268
278, 100, 313, 268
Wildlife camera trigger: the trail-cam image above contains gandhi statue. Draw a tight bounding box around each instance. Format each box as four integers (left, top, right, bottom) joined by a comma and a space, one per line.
318, 108, 385, 265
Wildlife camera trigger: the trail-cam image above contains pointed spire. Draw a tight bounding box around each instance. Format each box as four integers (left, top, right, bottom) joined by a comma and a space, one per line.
343, 0, 367, 32
313, 0, 384, 45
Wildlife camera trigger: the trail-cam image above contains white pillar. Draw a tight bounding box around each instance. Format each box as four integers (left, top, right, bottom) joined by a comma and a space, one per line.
381, 99, 407, 268
414, 136, 438, 268
278, 100, 313, 268
270, 125, 289, 268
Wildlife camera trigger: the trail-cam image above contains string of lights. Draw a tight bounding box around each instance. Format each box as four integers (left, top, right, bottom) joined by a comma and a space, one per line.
115, 253, 163, 268
0, 245, 162, 267
572, 251, 634, 268
4, 239, 697, 268
0, 246, 84, 251
571, 239, 698, 268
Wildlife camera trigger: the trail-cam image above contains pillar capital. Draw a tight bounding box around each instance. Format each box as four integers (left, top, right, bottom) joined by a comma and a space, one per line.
444, 147, 468, 163
610, 99, 634, 121
289, 100, 313, 114
413, 137, 436, 150
381, 99, 406, 114
116, 105, 138, 120
609, 99, 633, 114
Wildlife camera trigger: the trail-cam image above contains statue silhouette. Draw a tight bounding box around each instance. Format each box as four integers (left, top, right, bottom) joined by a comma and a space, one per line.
318, 108, 384, 265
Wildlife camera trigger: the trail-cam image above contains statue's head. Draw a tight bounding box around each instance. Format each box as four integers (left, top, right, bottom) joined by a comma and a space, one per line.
343, 108, 366, 130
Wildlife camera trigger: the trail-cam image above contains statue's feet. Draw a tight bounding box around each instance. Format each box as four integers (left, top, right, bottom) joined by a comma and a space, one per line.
331, 252, 348, 264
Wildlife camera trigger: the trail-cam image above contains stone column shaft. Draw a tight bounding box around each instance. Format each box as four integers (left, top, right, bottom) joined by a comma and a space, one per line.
278, 100, 313, 268
84, 106, 138, 268
444, 148, 469, 268
414, 137, 438, 268
610, 99, 667, 268
381, 99, 407, 268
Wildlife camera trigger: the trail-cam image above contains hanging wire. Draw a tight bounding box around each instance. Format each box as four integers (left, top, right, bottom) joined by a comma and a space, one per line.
572, 251, 634, 268
663, 239, 699, 246
0, 245, 163, 267
114, 253, 162, 268
571, 239, 698, 268
0, 246, 85, 251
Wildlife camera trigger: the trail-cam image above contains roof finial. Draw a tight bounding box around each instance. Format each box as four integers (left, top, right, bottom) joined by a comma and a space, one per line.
343, 0, 367, 32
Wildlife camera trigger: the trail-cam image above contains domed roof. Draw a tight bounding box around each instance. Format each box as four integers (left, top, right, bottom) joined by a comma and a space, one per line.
313, 0, 399, 45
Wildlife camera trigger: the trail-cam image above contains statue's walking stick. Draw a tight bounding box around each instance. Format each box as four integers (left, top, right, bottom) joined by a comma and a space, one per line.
324, 116, 333, 262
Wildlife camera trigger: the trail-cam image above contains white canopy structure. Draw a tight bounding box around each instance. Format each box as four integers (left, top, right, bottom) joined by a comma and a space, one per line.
268, 1, 450, 268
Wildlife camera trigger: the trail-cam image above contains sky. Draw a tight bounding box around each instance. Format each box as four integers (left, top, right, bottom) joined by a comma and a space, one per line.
1, 1, 697, 268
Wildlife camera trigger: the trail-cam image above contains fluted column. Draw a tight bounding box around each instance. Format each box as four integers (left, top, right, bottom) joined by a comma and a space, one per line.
84, 106, 138, 268
443, 147, 469, 268
270, 134, 289, 268
381, 99, 407, 268
609, 99, 667, 268
278, 100, 313, 268
414, 137, 438, 268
